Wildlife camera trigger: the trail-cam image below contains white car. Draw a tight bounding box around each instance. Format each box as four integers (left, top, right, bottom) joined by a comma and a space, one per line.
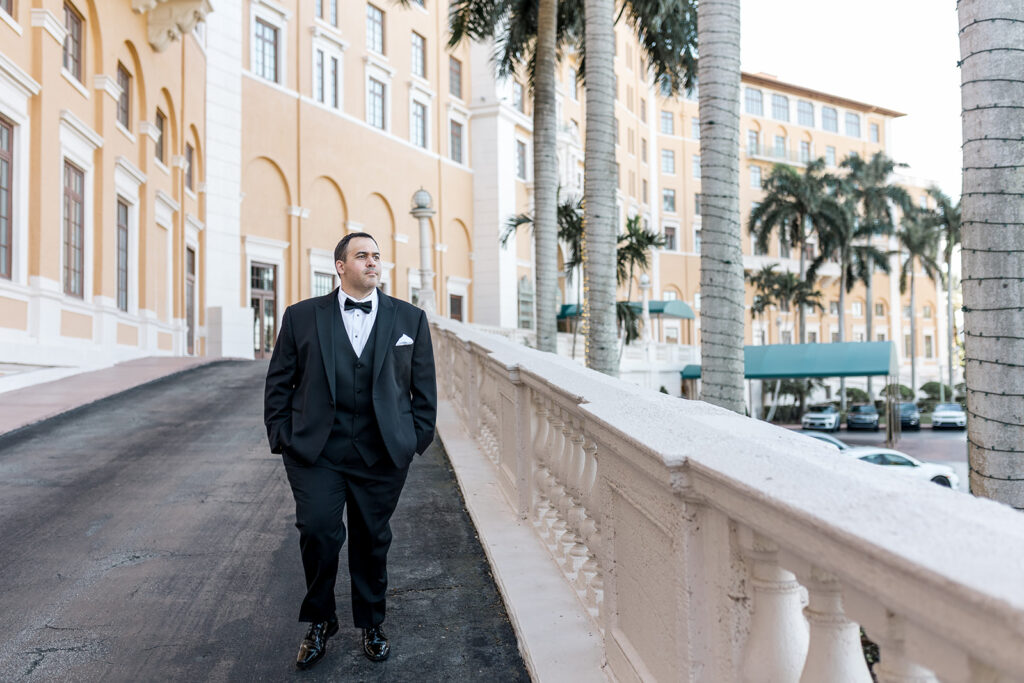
800, 431, 850, 451
845, 446, 959, 488
931, 403, 967, 429
801, 404, 840, 432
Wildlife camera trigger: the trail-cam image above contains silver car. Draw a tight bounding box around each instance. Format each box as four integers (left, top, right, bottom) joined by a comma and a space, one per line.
931, 403, 967, 429
801, 404, 840, 432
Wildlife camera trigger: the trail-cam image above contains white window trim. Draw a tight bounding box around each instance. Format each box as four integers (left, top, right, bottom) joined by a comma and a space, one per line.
251, 1, 289, 87
59, 110, 102, 304
408, 77, 434, 150
309, 247, 338, 296
662, 221, 680, 252
446, 276, 471, 319
661, 189, 677, 215
661, 149, 675, 175
406, 268, 421, 304
113, 157, 146, 316
244, 235, 289, 334
154, 190, 179, 321
364, 54, 394, 132
0, 55, 39, 288
185, 214, 203, 354
514, 135, 529, 181
447, 102, 469, 167
311, 32, 347, 109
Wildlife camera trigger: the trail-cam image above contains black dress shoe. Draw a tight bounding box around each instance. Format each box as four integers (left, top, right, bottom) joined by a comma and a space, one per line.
362, 625, 390, 662
296, 619, 339, 670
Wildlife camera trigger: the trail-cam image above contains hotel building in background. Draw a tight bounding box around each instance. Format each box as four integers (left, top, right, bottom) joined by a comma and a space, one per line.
0, 0, 954, 396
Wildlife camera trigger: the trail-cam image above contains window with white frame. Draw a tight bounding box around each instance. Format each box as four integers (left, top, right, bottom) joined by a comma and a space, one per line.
691, 117, 700, 140
661, 149, 675, 174
774, 134, 786, 157
660, 110, 673, 135
449, 56, 462, 99
870, 122, 880, 142
411, 32, 425, 78
771, 94, 789, 121
799, 140, 811, 163
745, 87, 762, 115
313, 271, 336, 296
663, 225, 676, 250
449, 119, 464, 163
694, 192, 701, 216
0, 117, 12, 280
662, 188, 676, 212
692, 154, 701, 179
750, 165, 761, 189
368, 77, 386, 128
845, 112, 860, 137
253, 18, 280, 83
825, 145, 836, 166
513, 81, 524, 112
852, 301, 863, 316
663, 290, 678, 301
515, 139, 527, 180
63, 2, 85, 82
822, 106, 838, 132
797, 100, 814, 127
366, 4, 385, 55
411, 100, 427, 148
747, 129, 759, 154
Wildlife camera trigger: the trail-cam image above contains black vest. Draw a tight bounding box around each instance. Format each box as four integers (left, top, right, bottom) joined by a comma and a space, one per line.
321, 301, 388, 467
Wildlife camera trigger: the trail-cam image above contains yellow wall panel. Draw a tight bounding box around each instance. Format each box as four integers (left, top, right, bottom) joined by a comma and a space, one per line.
0, 297, 28, 330
60, 310, 93, 339
117, 323, 139, 347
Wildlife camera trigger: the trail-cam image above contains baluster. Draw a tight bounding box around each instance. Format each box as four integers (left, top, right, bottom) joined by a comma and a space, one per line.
875, 616, 939, 683
799, 568, 872, 683
741, 534, 809, 683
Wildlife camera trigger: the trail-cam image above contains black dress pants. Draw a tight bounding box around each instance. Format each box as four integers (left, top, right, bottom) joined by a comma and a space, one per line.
283, 450, 410, 627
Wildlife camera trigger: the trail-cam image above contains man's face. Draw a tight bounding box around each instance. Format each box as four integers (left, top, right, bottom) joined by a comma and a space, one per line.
336, 236, 381, 294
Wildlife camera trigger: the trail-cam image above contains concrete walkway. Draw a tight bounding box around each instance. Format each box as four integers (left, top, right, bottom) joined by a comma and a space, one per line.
0, 360, 528, 681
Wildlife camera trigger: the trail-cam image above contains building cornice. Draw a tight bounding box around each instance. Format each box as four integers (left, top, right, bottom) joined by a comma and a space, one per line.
139, 120, 162, 143
310, 24, 349, 51
94, 74, 123, 103
741, 71, 906, 118
30, 9, 67, 45
115, 156, 148, 186
59, 109, 104, 150
0, 52, 41, 97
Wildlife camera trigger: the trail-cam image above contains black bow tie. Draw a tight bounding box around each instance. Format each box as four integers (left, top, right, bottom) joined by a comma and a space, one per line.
344, 299, 372, 314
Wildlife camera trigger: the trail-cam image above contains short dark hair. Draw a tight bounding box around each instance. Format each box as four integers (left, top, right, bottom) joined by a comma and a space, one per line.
334, 232, 378, 262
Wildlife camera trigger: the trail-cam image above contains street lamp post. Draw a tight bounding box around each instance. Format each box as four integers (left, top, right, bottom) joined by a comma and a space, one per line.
410, 188, 436, 313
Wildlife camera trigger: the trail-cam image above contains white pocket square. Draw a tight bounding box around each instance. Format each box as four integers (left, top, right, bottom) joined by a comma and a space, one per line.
396, 334, 414, 346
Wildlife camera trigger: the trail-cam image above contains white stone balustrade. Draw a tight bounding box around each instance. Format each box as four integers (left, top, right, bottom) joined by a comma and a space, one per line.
430, 317, 1024, 682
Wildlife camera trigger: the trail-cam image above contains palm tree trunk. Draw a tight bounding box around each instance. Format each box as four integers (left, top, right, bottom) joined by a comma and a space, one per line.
959, 0, 1024, 506
582, 0, 617, 375
838, 261, 847, 412
865, 261, 874, 397
697, 0, 745, 413
909, 264, 917, 400
618, 267, 635, 362
533, 0, 559, 354
797, 221, 807, 343
945, 250, 954, 403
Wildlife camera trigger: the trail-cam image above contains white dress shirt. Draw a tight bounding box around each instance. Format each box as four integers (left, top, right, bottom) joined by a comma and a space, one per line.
338, 287, 378, 358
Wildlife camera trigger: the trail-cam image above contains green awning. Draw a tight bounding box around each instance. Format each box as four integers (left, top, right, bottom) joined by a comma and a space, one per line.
680, 341, 898, 380
557, 300, 695, 320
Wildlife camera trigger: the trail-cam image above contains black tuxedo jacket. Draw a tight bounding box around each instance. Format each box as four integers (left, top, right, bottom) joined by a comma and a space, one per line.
264, 289, 437, 469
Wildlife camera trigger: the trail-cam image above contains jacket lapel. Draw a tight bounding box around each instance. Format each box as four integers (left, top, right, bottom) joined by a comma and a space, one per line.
315, 291, 336, 402
372, 289, 397, 382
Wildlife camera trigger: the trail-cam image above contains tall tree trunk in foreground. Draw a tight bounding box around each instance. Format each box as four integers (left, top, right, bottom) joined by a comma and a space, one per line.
958, 0, 1024, 506
533, 0, 559, 353
697, 0, 745, 412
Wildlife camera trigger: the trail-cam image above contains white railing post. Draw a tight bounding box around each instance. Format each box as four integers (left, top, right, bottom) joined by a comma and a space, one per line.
875, 616, 939, 683
799, 568, 872, 683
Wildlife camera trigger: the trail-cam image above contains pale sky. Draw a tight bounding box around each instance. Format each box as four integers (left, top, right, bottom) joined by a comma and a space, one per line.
740, 0, 963, 199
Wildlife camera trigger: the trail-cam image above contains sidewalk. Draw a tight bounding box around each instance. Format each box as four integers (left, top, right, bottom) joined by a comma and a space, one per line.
0, 356, 219, 436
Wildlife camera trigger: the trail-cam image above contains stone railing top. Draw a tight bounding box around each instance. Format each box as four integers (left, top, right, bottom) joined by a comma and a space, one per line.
431, 316, 1024, 671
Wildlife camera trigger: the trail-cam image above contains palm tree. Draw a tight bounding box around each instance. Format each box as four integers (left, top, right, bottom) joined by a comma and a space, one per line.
749, 159, 838, 343
617, 215, 666, 357
924, 186, 961, 403
746, 264, 780, 331
894, 210, 943, 402
696, 0, 744, 412
837, 152, 911, 397
957, 0, 1023, 505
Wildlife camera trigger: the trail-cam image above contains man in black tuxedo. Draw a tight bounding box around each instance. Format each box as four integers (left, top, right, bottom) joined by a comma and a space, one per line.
264, 232, 436, 669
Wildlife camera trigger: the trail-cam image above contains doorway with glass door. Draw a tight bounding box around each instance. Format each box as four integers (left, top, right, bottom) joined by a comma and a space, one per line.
251, 262, 277, 360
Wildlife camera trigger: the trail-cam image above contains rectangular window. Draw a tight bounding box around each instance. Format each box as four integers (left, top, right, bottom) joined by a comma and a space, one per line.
797, 100, 814, 127
641, 137, 647, 163
903, 305, 911, 319
747, 129, 759, 154
694, 228, 701, 252
691, 117, 700, 139
254, 18, 279, 82
661, 149, 675, 174
825, 145, 836, 166
663, 225, 676, 250
660, 110, 673, 135
449, 294, 463, 321
774, 135, 786, 158
641, 178, 648, 203
63, 161, 85, 298
779, 238, 790, 259
822, 106, 838, 132
692, 154, 700, 179
845, 112, 861, 137
314, 49, 325, 102
877, 332, 886, 342
808, 331, 818, 343
513, 81, 524, 112
662, 188, 676, 212
155, 110, 166, 163
745, 88, 763, 115
516, 139, 527, 180
366, 4, 384, 54
449, 57, 462, 99
450, 120, 463, 163
117, 198, 129, 311
185, 143, 194, 190
314, 271, 336, 297
799, 140, 811, 163
368, 78, 385, 129
571, 69, 579, 100
1, 117, 12, 279
875, 302, 885, 317
925, 335, 933, 358
117, 64, 131, 130
627, 129, 634, 154
1, 0, 11, 16
63, 3, 84, 82
330, 56, 339, 108
316, 0, 323, 19
186, 247, 196, 354
832, 331, 840, 343
750, 165, 761, 189
412, 101, 427, 148
904, 334, 912, 357
829, 301, 839, 315
852, 302, 863, 316
870, 122, 880, 142
329, 0, 338, 26
923, 304, 932, 319
694, 193, 701, 216
640, 98, 646, 122
771, 94, 789, 121
411, 32, 426, 78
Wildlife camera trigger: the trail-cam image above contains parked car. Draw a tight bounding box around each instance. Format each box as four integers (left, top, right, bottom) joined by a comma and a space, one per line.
846, 404, 880, 431
800, 431, 851, 451
801, 404, 841, 431
931, 403, 967, 429
845, 446, 958, 488
899, 402, 921, 430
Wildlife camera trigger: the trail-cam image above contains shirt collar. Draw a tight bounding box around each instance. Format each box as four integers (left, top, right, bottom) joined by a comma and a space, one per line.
338, 287, 377, 309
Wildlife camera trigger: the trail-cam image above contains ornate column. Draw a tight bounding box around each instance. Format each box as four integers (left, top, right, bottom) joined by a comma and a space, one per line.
410, 189, 437, 313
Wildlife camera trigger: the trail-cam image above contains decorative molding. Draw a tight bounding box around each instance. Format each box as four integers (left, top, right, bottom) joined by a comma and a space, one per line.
136, 0, 213, 53
310, 25, 349, 51
252, 0, 292, 21
61, 70, 91, 100
185, 213, 205, 233
115, 156, 148, 186
154, 190, 180, 229
59, 109, 104, 150
287, 205, 310, 218
394, 233, 410, 244
363, 53, 396, 78
0, 6, 22, 35
197, 181, 207, 193
435, 243, 448, 253
139, 120, 162, 143
94, 75, 123, 103
115, 122, 137, 144
245, 234, 290, 251
0, 52, 41, 97
31, 9, 67, 45
447, 100, 471, 120
409, 76, 435, 100
170, 154, 188, 170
